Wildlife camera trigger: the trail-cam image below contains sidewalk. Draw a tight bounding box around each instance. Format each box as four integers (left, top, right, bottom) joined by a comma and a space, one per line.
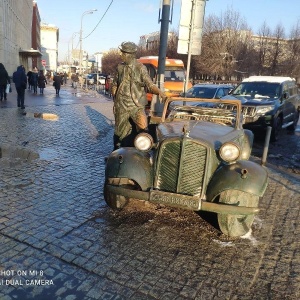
1, 80, 112, 109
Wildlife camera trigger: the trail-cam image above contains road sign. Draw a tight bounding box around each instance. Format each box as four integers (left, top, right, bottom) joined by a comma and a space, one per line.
177, 0, 207, 55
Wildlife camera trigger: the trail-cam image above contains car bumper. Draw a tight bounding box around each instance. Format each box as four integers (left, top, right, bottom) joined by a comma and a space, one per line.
105, 184, 260, 215
243, 115, 274, 130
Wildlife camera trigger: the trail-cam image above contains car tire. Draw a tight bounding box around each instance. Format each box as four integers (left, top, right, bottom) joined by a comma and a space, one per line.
271, 116, 282, 142
104, 180, 129, 209
287, 110, 299, 132
217, 190, 259, 237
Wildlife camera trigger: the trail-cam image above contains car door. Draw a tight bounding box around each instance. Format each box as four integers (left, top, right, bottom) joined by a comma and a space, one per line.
215, 87, 226, 99
282, 81, 296, 125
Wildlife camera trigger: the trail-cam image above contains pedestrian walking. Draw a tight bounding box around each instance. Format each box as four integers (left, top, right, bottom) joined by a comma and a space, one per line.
31, 67, 39, 94
37, 70, 47, 94
0, 63, 11, 101
12, 65, 27, 109
71, 72, 79, 94
53, 73, 63, 96
27, 70, 33, 90
111, 41, 167, 149
63, 72, 68, 85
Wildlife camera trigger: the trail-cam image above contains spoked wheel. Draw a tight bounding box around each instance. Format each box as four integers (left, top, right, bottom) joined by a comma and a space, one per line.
217, 190, 259, 237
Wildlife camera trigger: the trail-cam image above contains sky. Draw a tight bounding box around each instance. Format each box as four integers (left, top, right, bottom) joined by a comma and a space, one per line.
36, 0, 300, 61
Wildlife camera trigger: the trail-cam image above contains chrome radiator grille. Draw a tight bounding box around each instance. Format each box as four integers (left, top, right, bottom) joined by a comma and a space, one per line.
155, 139, 207, 196
242, 106, 256, 117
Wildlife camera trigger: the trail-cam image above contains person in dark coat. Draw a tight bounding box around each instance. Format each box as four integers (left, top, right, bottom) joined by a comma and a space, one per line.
37, 70, 47, 94
13, 65, 27, 109
53, 73, 63, 96
27, 70, 32, 90
31, 67, 39, 94
0, 63, 11, 101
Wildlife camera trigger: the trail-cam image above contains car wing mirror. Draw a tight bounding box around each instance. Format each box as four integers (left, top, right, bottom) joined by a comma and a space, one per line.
283, 92, 290, 100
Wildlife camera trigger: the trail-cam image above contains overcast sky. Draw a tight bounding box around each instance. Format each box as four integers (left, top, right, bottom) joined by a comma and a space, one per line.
36, 0, 300, 61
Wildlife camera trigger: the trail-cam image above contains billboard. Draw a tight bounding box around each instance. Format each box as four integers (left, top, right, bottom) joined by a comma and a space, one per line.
177, 0, 207, 55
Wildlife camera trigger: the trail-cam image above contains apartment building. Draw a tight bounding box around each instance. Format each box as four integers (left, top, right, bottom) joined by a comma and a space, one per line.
40, 23, 59, 72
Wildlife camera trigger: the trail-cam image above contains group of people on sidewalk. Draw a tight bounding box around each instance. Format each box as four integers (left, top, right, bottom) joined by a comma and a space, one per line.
0, 63, 28, 110
0, 63, 50, 110
27, 67, 47, 94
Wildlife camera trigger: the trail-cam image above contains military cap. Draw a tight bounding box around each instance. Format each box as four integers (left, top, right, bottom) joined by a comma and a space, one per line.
119, 41, 138, 53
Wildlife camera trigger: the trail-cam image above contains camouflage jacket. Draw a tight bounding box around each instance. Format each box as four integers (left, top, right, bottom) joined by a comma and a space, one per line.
112, 59, 158, 107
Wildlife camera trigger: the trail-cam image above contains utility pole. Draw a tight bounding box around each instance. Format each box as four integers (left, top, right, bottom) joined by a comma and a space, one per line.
151, 0, 173, 115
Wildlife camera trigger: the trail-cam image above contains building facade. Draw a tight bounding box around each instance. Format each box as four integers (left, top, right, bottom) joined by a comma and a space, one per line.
0, 0, 41, 75
40, 23, 59, 72
31, 1, 41, 69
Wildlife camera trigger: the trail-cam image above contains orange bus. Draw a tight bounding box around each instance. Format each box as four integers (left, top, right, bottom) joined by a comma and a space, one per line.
138, 56, 192, 102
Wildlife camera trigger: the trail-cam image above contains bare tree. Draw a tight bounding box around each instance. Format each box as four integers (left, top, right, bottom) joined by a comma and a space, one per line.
102, 49, 122, 76
194, 7, 252, 81
268, 24, 286, 75
256, 22, 272, 75
285, 19, 300, 78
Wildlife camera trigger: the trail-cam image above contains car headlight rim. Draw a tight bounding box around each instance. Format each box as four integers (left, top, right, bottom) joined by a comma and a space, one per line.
219, 142, 240, 162
256, 105, 274, 115
134, 133, 153, 152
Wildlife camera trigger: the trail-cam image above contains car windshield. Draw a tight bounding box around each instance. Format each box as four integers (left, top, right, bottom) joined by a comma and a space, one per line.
167, 103, 237, 127
164, 68, 185, 82
232, 82, 280, 98
186, 87, 217, 98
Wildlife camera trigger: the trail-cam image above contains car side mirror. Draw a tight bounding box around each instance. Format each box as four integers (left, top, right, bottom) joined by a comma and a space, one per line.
283, 92, 290, 100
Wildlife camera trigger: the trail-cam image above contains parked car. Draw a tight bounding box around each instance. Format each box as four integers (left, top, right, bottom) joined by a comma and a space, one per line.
182, 84, 234, 99
83, 74, 94, 85
104, 97, 269, 237
89, 73, 107, 85
223, 76, 300, 141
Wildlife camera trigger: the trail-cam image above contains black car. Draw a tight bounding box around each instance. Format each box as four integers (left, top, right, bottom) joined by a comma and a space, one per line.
223, 76, 300, 141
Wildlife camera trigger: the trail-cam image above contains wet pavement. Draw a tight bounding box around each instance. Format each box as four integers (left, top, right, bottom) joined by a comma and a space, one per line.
0, 82, 300, 299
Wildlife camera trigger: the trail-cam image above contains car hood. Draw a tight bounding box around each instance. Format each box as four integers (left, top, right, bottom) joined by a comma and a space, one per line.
157, 121, 242, 149
223, 95, 277, 106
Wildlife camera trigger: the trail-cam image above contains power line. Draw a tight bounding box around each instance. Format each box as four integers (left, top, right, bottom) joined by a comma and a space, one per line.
83, 0, 114, 40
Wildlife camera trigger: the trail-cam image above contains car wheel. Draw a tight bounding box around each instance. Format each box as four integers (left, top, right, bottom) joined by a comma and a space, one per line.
103, 179, 130, 209
217, 190, 259, 237
287, 110, 299, 131
271, 116, 282, 142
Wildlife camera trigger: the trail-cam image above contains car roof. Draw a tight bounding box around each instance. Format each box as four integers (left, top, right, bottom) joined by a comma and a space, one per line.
192, 84, 234, 88
242, 76, 295, 83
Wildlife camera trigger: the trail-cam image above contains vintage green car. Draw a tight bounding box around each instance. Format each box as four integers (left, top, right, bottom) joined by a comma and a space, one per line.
104, 97, 269, 237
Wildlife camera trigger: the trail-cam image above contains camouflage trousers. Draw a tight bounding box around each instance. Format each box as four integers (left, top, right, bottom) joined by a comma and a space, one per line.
114, 106, 147, 141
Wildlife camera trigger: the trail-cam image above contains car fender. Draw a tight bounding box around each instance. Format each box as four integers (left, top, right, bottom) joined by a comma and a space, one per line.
206, 160, 268, 201
105, 148, 153, 191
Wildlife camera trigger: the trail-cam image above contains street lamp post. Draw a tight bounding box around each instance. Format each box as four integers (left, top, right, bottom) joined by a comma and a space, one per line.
68, 32, 79, 70
79, 9, 97, 75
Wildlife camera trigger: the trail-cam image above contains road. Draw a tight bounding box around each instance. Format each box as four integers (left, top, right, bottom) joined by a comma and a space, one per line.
0, 82, 299, 300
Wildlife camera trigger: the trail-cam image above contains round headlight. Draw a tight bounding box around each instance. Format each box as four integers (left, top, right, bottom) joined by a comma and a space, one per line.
219, 142, 240, 162
134, 133, 153, 151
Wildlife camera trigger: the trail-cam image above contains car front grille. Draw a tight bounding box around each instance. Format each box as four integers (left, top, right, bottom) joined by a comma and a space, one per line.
155, 138, 207, 196
242, 106, 256, 117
